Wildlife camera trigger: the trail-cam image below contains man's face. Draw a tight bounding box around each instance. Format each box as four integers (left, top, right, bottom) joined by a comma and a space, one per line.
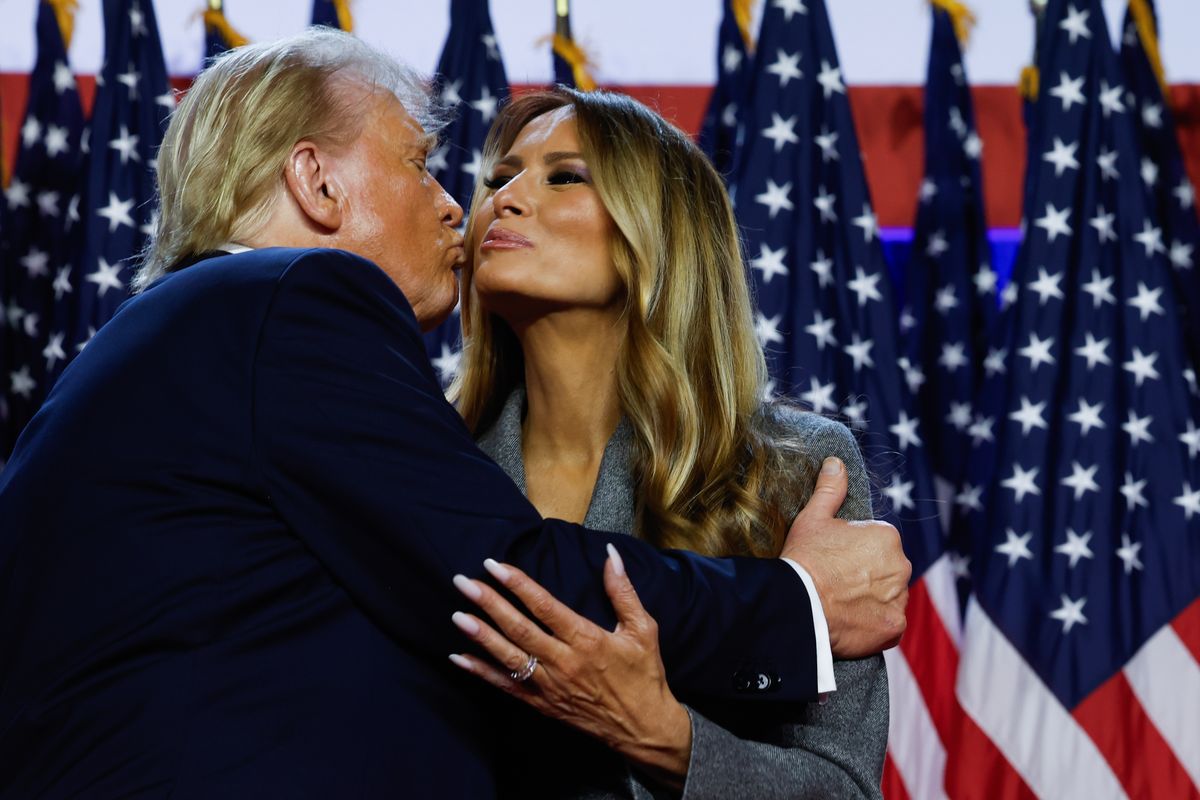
332, 93, 464, 330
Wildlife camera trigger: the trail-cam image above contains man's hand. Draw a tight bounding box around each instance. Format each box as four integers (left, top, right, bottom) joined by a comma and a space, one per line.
780, 457, 911, 659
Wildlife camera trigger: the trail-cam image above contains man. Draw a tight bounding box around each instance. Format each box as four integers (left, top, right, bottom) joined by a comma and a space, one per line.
0, 30, 908, 797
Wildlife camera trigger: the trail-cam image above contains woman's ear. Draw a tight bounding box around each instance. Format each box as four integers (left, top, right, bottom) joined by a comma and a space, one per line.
282, 140, 344, 232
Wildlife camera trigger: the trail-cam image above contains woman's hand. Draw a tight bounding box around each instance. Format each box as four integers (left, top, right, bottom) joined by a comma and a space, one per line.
448, 544, 692, 789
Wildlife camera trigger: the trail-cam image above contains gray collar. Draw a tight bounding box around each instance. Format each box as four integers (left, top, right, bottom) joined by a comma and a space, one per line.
476, 385, 637, 535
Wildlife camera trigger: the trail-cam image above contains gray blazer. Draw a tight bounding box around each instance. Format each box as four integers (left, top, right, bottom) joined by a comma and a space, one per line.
478, 387, 888, 799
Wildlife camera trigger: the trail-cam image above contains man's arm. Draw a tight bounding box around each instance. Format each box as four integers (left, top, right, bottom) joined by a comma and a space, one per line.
250, 250, 819, 701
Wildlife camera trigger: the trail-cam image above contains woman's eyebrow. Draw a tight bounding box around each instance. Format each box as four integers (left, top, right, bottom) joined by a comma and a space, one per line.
542, 151, 584, 164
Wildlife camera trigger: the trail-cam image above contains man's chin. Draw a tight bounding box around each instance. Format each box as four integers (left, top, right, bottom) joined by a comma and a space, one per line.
417, 297, 460, 333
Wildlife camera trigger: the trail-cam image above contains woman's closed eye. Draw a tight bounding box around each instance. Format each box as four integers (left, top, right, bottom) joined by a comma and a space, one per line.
483, 173, 512, 190
547, 169, 588, 186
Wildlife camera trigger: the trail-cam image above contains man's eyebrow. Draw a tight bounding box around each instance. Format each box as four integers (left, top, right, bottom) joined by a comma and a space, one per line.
494, 151, 585, 169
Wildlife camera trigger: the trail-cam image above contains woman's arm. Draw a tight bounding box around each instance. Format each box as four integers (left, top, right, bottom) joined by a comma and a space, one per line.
664, 414, 887, 799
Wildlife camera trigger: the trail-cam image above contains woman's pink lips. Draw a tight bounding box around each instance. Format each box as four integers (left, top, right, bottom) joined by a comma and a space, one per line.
480, 227, 533, 250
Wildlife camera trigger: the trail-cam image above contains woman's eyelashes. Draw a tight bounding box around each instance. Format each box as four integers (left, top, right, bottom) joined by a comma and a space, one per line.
482, 167, 590, 191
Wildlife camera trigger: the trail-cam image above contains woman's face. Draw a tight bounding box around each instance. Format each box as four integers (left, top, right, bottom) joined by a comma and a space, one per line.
470, 107, 623, 323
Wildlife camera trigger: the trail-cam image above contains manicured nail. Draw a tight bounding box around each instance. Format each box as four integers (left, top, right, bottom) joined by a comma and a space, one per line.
606, 543, 625, 577
449, 653, 473, 671
821, 457, 843, 476
483, 558, 511, 583
452, 611, 480, 636
453, 574, 482, 600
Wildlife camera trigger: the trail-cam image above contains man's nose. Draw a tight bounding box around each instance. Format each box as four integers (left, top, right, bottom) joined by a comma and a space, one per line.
439, 188, 464, 228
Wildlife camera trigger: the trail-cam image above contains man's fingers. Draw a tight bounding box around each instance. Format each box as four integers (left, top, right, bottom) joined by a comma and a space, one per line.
794, 458, 849, 527
602, 544, 652, 631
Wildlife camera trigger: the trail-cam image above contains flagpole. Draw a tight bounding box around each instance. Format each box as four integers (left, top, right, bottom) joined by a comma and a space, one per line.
555, 0, 571, 40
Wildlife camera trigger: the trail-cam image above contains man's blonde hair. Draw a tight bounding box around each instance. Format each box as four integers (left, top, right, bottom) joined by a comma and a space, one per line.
453, 89, 818, 558
135, 28, 444, 291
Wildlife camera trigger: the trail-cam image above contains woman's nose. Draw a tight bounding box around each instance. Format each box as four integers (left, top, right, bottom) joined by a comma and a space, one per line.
493, 174, 530, 217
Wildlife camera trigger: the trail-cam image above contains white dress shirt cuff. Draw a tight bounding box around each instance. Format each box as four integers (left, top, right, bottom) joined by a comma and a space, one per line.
781, 557, 837, 694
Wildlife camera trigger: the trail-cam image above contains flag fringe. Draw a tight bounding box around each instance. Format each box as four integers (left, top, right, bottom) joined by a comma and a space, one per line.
1127, 0, 1168, 103
46, 0, 78, 48
732, 0, 755, 53
929, 0, 976, 45
203, 9, 249, 49
1019, 64, 1039, 101
552, 34, 597, 92
332, 0, 354, 33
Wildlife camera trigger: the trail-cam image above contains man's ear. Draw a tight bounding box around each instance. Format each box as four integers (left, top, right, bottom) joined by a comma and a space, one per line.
282, 141, 344, 232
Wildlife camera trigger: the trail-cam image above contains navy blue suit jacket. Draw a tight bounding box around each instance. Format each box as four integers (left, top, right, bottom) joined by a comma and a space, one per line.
0, 248, 817, 798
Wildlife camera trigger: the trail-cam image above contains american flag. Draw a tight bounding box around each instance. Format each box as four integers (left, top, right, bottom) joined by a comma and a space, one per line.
1120, 0, 1199, 368
698, 0, 752, 179
423, 0, 509, 388
551, 5, 595, 92
951, 0, 1200, 797
311, 0, 351, 31
0, 1, 85, 463
204, 3, 249, 62
728, 3, 951, 794
67, 0, 171, 369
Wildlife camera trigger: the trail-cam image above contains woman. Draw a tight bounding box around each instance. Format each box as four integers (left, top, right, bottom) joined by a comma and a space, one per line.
448, 88, 887, 799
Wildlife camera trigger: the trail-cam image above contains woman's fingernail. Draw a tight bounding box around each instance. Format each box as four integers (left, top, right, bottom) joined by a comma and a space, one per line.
483, 558, 511, 583
453, 574, 482, 600
449, 653, 473, 671
606, 543, 625, 577
452, 611, 480, 636
821, 457, 843, 476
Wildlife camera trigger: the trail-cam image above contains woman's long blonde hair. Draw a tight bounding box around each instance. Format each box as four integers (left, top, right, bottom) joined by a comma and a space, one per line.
451, 89, 815, 558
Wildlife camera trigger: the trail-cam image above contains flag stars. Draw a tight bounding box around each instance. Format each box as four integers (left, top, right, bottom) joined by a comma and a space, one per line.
21, 117, 43, 148
772, 0, 808, 23
938, 342, 968, 373
946, 402, 973, 431
1049, 595, 1088, 633
86, 259, 124, 296
847, 267, 883, 307
52, 60, 75, 94
765, 49, 803, 88
843, 334, 875, 372
755, 179, 794, 219
751, 242, 789, 283
800, 376, 837, 414
129, 3, 148, 36
1116, 534, 1143, 575
722, 43, 743, 73
1034, 203, 1072, 242
1141, 102, 1163, 129
996, 528, 1034, 566
1002, 464, 1041, 503
44, 125, 70, 158
1009, 396, 1048, 436
43, 333, 67, 371
881, 474, 915, 513
1133, 221, 1165, 258
955, 484, 984, 513
974, 264, 998, 295
1169, 240, 1194, 270
1043, 137, 1079, 177
1123, 347, 1160, 386
1180, 420, 1200, 459
1081, 270, 1116, 308
804, 311, 837, 350
841, 397, 868, 430
897, 357, 925, 393
1048, 72, 1086, 111
1089, 207, 1116, 244
809, 251, 834, 288
470, 87, 498, 122
1054, 529, 1094, 568
1018, 332, 1056, 371
925, 231, 949, 258
1061, 461, 1100, 500
52, 267, 72, 299
431, 344, 461, 385
440, 79, 463, 106
116, 65, 141, 100
9, 367, 36, 399
813, 186, 838, 223
816, 60, 844, 99
761, 113, 799, 152
1027, 268, 1064, 305
20, 248, 50, 278
1140, 157, 1159, 188
35, 190, 60, 218
983, 348, 1007, 377
814, 128, 840, 162
933, 283, 957, 314
1174, 178, 1195, 210
1121, 409, 1155, 447
155, 89, 176, 111
1098, 81, 1125, 117
1127, 281, 1165, 321
1067, 398, 1105, 436
97, 192, 136, 232
481, 33, 501, 61
754, 312, 784, 347
1175, 483, 1200, 520
108, 125, 141, 165
461, 149, 483, 177
851, 204, 879, 242
1059, 4, 1091, 43
1097, 148, 1119, 181
889, 411, 922, 450
963, 132, 982, 160
1120, 471, 1149, 509
919, 178, 937, 204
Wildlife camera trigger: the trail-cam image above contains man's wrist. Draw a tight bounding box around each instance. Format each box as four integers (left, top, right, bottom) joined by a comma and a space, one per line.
780, 557, 838, 693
